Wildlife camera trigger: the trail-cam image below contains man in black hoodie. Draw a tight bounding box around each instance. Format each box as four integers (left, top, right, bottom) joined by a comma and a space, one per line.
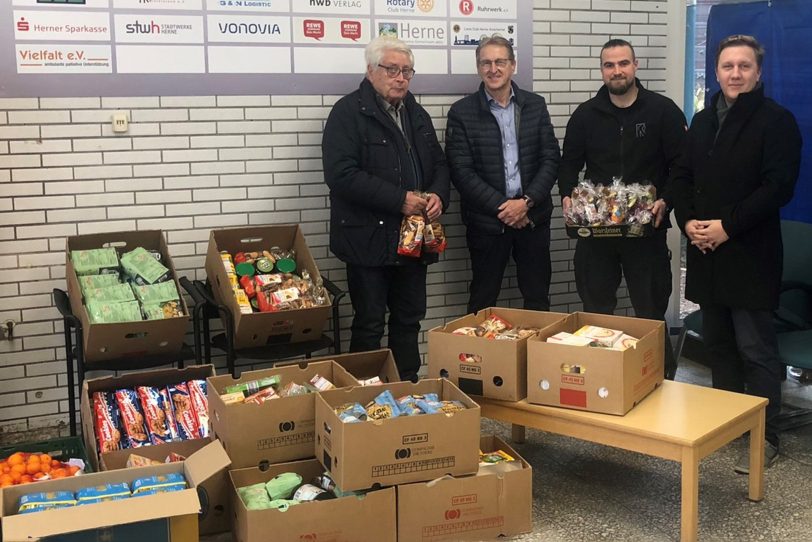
558, 39, 687, 380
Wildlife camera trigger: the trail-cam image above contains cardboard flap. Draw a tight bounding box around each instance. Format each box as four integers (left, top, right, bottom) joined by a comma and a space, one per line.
184, 439, 231, 488
2, 490, 200, 540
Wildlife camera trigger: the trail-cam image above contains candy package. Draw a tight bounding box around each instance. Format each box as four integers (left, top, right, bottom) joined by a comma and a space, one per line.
397, 214, 425, 258
565, 178, 657, 227
475, 315, 512, 339
114, 389, 149, 448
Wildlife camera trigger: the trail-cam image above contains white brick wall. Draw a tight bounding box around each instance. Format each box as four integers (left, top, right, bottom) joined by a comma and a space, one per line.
0, 2, 680, 438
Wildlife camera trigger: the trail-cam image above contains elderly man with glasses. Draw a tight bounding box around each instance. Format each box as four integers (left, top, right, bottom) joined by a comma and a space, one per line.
446, 35, 561, 315
322, 36, 450, 381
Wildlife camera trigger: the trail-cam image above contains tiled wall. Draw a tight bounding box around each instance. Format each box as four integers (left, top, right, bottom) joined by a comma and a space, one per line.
0, 1, 679, 437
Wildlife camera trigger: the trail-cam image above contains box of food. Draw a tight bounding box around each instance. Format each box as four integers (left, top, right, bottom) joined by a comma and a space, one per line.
304, 348, 401, 386
0, 439, 229, 542
230, 458, 396, 542
208, 360, 359, 469
80, 365, 231, 535
527, 312, 665, 415
65, 230, 189, 364
427, 308, 568, 401
204, 225, 332, 349
397, 435, 532, 541
315, 379, 480, 491
564, 180, 657, 238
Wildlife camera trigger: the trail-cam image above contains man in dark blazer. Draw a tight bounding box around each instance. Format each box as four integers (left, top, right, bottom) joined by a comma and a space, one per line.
446, 35, 560, 314
322, 36, 450, 381
672, 35, 802, 472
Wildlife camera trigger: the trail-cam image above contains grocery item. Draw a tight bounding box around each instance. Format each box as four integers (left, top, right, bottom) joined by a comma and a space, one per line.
70, 248, 119, 276
573, 325, 624, 348
120, 247, 171, 285
18, 491, 76, 514
114, 389, 150, 449
131, 472, 187, 495
565, 178, 656, 227
168, 382, 201, 441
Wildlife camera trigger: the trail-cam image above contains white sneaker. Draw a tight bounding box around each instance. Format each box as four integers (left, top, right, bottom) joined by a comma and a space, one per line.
734, 440, 778, 475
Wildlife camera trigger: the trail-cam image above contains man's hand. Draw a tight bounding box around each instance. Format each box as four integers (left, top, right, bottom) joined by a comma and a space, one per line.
401, 191, 428, 216
510, 216, 531, 229
497, 199, 528, 227
425, 193, 443, 222
562, 196, 572, 217
651, 198, 668, 228
685, 219, 728, 253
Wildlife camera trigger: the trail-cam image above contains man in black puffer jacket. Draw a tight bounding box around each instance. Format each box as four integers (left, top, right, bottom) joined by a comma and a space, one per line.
558, 39, 687, 380
446, 36, 561, 314
322, 37, 450, 381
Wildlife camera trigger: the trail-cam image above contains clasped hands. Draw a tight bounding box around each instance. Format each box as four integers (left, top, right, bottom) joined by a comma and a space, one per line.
498, 198, 530, 229
401, 191, 442, 222
685, 219, 729, 253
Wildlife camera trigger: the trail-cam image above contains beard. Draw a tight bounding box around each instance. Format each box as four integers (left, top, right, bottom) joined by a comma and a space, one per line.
607, 77, 634, 95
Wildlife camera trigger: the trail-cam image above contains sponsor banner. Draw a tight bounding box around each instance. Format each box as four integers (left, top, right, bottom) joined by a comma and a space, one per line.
16, 43, 112, 73
207, 15, 290, 43
376, 19, 446, 46
14, 10, 111, 41
14, 0, 110, 7
374, 0, 446, 18
450, 21, 516, 47
453, 0, 517, 19
293, 17, 370, 44
115, 14, 204, 44
294, 0, 370, 15
293, 46, 365, 74
205, 0, 291, 12
113, 0, 203, 10
116, 44, 205, 73
208, 45, 292, 73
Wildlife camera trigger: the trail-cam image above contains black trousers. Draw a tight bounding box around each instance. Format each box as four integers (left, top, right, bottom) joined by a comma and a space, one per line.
574, 231, 677, 377
346, 261, 427, 381
701, 304, 782, 446
466, 222, 551, 315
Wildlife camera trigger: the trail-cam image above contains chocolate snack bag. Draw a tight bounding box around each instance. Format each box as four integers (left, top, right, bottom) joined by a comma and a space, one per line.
114, 389, 150, 448
187, 379, 209, 439
168, 382, 200, 440
136, 386, 177, 445
93, 391, 126, 454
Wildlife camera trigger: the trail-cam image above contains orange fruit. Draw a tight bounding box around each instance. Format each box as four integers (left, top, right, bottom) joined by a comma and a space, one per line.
51, 459, 61, 468
0, 481, 12, 488
50, 468, 67, 479
33, 472, 47, 480
0, 474, 12, 485
9, 471, 22, 483
11, 464, 26, 476
25, 462, 40, 475
2, 465, 10, 474
39, 462, 51, 474
39, 454, 52, 465
20, 474, 33, 483
8, 453, 24, 466
67, 466, 80, 476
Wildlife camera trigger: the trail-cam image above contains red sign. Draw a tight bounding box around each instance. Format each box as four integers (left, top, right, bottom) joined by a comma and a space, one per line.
303, 19, 324, 40
459, 0, 474, 16
341, 20, 361, 41
17, 18, 30, 32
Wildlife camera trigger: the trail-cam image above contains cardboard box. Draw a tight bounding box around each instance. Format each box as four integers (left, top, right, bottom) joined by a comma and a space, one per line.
230, 459, 396, 542
397, 435, 532, 541
427, 308, 568, 401
204, 225, 332, 349
315, 379, 480, 491
208, 360, 359, 469
305, 348, 401, 385
527, 312, 665, 415
0, 440, 229, 542
65, 230, 190, 365
80, 365, 232, 535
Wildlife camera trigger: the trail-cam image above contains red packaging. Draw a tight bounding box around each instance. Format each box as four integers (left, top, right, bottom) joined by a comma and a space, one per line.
256, 290, 279, 313
93, 391, 125, 454
397, 215, 424, 257
114, 389, 150, 448
168, 382, 200, 440
136, 386, 179, 445
187, 379, 210, 439
239, 275, 256, 299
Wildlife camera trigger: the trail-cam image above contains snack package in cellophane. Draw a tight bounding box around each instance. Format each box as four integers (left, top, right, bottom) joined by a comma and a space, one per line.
397, 214, 425, 257
423, 221, 447, 254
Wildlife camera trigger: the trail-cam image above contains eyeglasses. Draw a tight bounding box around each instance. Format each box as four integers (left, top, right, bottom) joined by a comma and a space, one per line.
378, 64, 416, 80
477, 58, 512, 69
720, 34, 758, 45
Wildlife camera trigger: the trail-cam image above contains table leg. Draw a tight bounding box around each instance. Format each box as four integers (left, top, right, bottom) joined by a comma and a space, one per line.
511, 424, 526, 444
680, 446, 699, 542
748, 409, 765, 502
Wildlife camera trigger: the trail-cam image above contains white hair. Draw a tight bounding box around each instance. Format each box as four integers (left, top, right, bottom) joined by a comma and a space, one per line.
365, 36, 414, 69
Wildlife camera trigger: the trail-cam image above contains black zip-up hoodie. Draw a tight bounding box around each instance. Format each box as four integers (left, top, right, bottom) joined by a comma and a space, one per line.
557, 79, 687, 225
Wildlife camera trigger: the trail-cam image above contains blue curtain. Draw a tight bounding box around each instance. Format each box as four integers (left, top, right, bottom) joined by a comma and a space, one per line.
706, 0, 812, 223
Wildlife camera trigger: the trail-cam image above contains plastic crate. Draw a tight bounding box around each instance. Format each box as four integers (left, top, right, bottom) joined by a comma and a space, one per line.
0, 435, 92, 473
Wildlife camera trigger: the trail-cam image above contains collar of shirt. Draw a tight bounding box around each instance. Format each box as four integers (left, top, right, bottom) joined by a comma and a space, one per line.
376, 93, 404, 119
485, 88, 515, 109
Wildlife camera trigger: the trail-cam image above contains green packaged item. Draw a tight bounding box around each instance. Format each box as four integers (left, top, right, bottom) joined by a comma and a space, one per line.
265, 472, 302, 500
86, 300, 143, 324
71, 248, 119, 276
237, 482, 272, 511
275, 258, 296, 273
120, 247, 171, 285
83, 283, 135, 304
79, 274, 120, 296
224, 375, 281, 396
143, 300, 184, 320
268, 499, 300, 512
132, 281, 180, 304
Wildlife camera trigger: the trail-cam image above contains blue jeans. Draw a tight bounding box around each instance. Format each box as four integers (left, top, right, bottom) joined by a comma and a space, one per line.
701, 304, 782, 446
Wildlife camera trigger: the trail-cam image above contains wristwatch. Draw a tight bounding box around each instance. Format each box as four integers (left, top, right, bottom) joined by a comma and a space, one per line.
522, 195, 534, 208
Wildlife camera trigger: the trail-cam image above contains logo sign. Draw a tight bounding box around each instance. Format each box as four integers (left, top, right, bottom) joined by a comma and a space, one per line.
340, 20, 361, 40
115, 14, 203, 43
207, 14, 289, 43
303, 19, 325, 40
459, 364, 481, 375
451, 494, 477, 505
459, 0, 473, 15
14, 10, 110, 41
114, 0, 203, 9
205, 0, 291, 12
375, 0, 446, 17
455, 0, 516, 18
402, 433, 428, 445
377, 20, 446, 45
445, 509, 461, 520
561, 374, 585, 386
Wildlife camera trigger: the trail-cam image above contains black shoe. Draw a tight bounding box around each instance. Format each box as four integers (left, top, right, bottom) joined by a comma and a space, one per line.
734, 440, 779, 474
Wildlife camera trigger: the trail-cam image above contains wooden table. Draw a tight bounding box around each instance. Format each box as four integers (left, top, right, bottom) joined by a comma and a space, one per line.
478, 380, 767, 542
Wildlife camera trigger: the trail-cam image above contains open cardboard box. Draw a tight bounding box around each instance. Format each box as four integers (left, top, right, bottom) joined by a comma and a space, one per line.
428, 308, 568, 401
397, 435, 532, 541
208, 360, 358, 469
80, 365, 231, 535
315, 379, 480, 492
204, 225, 331, 349
0, 440, 229, 542
65, 230, 190, 365
302, 348, 401, 385
229, 458, 396, 542
527, 312, 665, 415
